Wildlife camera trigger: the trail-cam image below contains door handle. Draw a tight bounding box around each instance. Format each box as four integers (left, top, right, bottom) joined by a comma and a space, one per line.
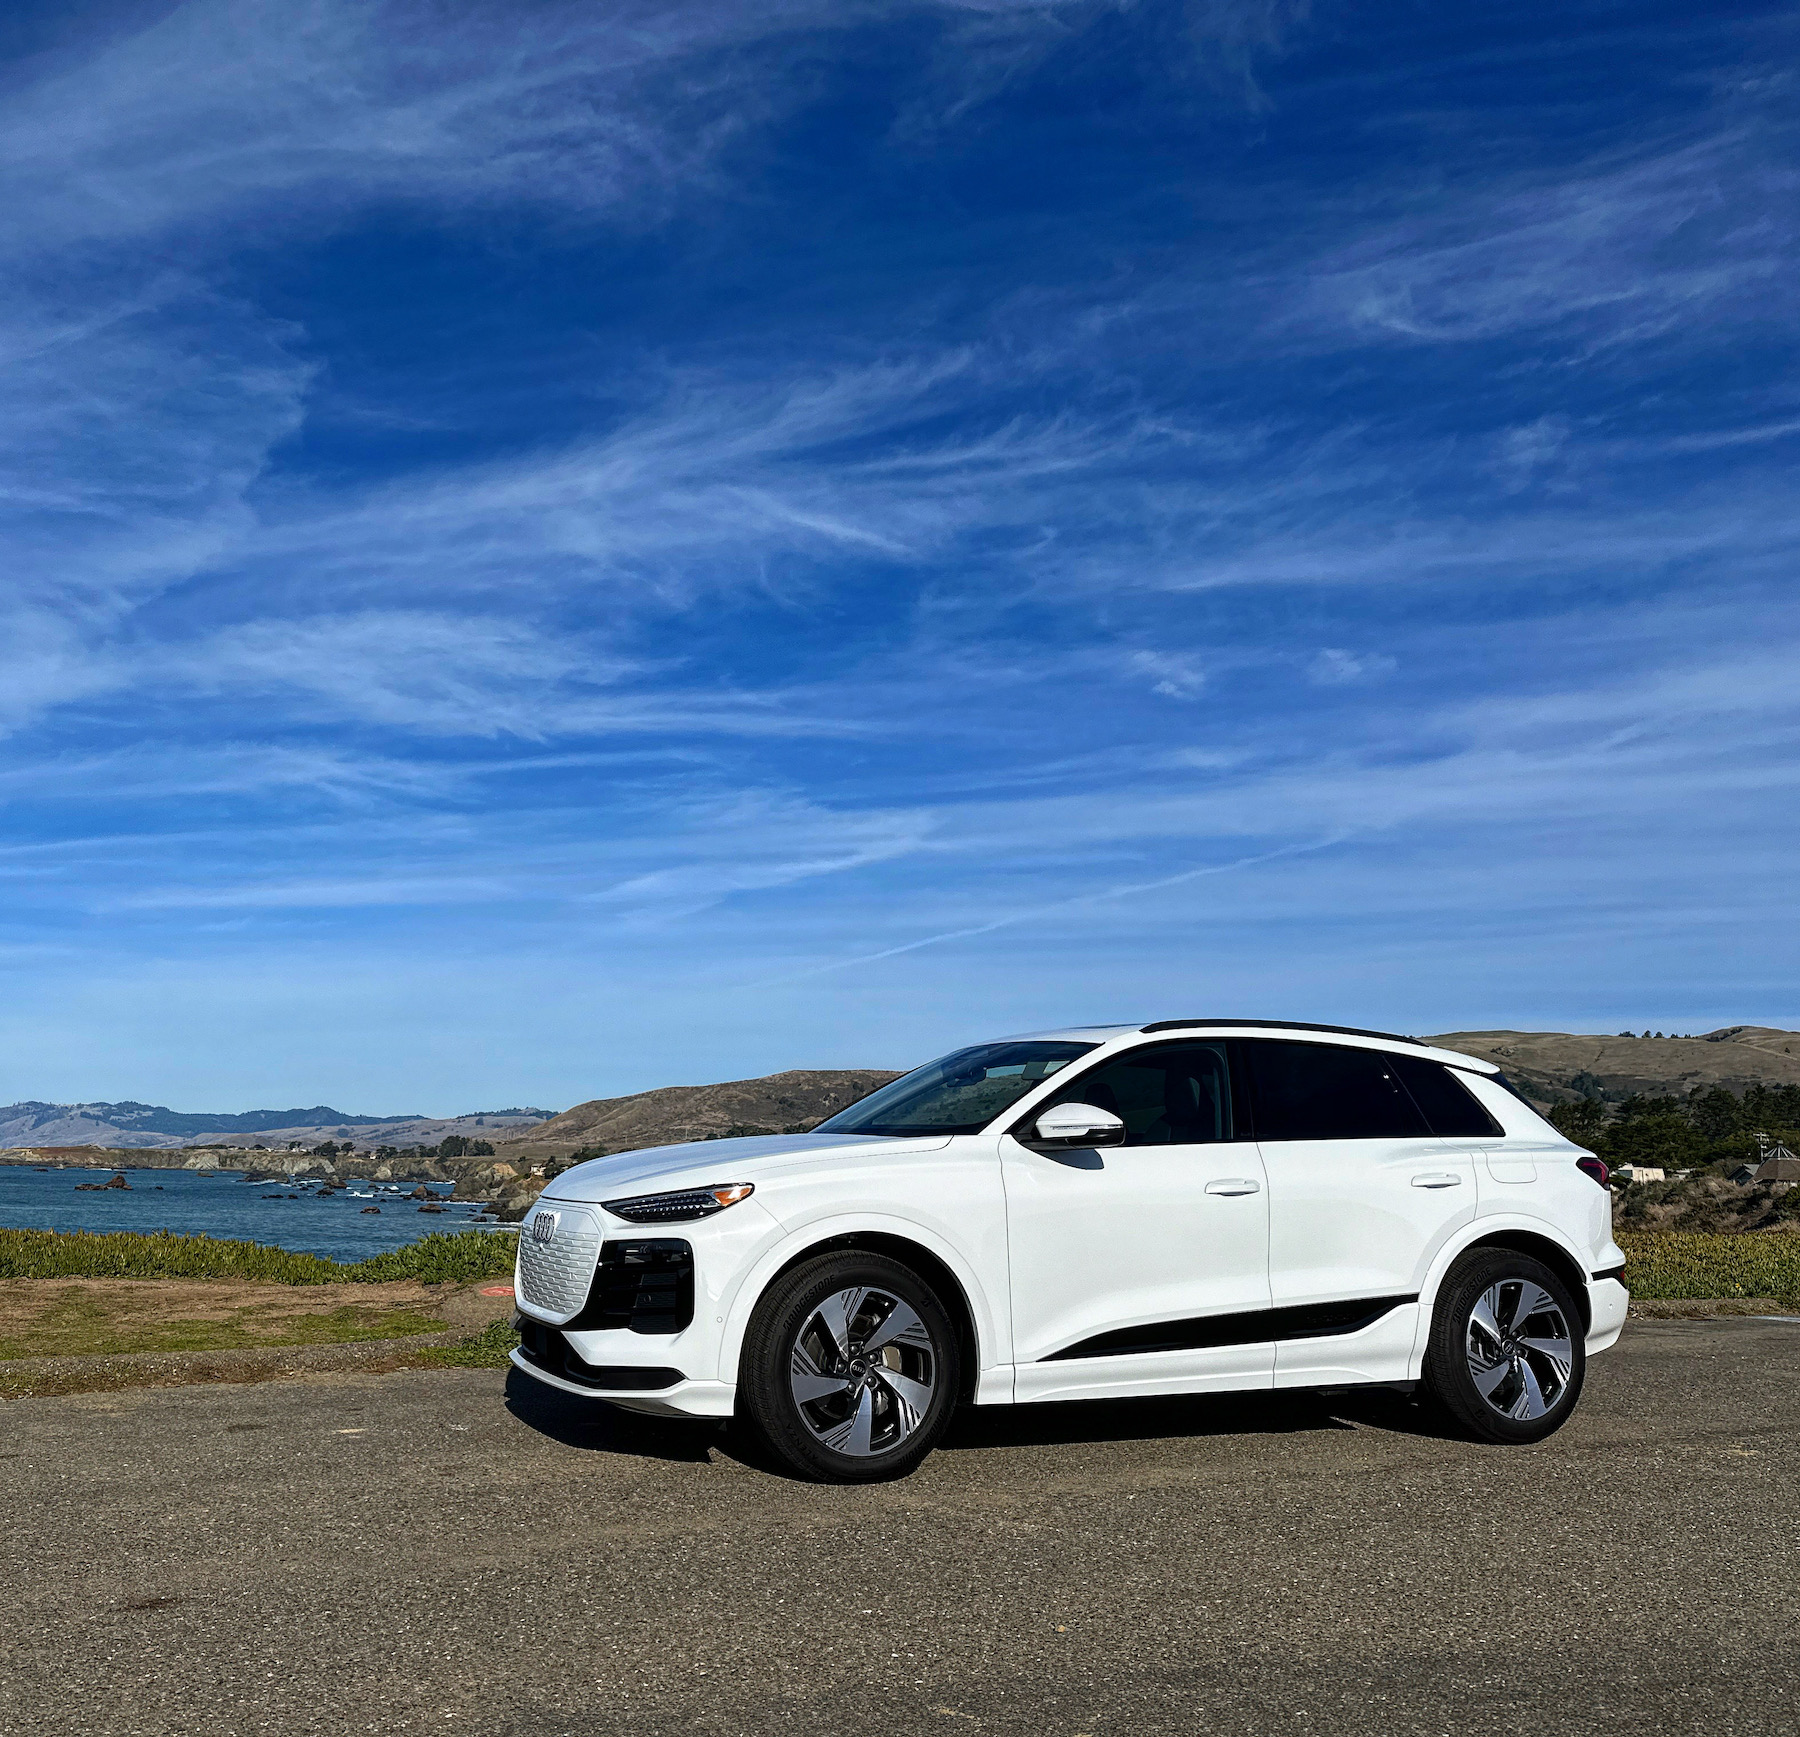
1410, 1173, 1463, 1189
1204, 1178, 1261, 1196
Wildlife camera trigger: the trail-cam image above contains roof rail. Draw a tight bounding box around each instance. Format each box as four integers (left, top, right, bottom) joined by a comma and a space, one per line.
1139, 1018, 1425, 1047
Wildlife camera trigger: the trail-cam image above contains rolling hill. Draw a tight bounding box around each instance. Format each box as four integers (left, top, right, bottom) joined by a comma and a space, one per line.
494, 1070, 903, 1160
1423, 1027, 1800, 1104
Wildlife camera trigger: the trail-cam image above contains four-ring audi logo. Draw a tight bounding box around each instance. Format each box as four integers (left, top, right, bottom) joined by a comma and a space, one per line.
531, 1211, 558, 1245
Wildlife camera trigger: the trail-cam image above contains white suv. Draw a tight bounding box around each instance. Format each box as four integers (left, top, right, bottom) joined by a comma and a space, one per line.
512, 1021, 1628, 1481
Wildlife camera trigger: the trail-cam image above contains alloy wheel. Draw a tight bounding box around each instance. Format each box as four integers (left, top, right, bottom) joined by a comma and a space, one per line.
788, 1285, 938, 1457
1465, 1277, 1574, 1422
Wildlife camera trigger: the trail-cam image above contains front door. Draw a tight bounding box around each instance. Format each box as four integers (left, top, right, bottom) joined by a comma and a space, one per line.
1000, 1039, 1273, 1402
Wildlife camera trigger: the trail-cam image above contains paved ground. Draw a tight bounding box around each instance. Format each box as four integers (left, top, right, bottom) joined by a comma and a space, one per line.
2, 1320, 1797, 1737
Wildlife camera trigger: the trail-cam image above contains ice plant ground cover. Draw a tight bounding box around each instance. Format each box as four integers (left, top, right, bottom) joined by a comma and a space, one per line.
0, 1227, 517, 1285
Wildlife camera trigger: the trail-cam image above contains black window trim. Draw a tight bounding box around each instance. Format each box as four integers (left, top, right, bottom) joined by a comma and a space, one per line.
997, 1034, 1511, 1144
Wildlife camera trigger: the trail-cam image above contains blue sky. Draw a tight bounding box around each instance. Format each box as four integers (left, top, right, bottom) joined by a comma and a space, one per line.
3, 0, 1797, 1112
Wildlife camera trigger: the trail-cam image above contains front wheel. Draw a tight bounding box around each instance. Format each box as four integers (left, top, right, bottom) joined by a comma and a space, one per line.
737, 1252, 961, 1482
1422, 1250, 1586, 1444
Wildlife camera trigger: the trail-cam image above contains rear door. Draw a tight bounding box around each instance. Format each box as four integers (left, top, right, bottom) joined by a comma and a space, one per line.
1243, 1039, 1479, 1383
1000, 1039, 1273, 1401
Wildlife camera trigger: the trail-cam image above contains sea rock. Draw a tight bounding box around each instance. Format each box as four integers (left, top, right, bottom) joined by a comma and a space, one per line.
418, 1202, 445, 1213
361, 1205, 381, 1214
408, 1184, 434, 1200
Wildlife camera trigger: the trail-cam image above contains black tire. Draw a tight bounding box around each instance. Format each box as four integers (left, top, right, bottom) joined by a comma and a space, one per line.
1423, 1249, 1586, 1444
737, 1252, 962, 1483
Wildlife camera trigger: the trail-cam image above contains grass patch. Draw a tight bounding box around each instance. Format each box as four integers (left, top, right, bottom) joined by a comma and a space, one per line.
0, 1298, 449, 1360
414, 1317, 520, 1369
0, 1227, 517, 1285
1618, 1230, 1800, 1301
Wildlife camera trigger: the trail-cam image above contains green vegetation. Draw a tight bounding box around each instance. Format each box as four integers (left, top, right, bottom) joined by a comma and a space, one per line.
312, 1136, 495, 1161
0, 1227, 517, 1285
1549, 1082, 1800, 1173
414, 1317, 521, 1368
1618, 1231, 1800, 1302
701, 1121, 816, 1141
0, 1298, 448, 1361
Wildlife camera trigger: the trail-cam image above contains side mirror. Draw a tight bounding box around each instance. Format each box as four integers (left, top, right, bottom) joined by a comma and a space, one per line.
1030, 1102, 1126, 1149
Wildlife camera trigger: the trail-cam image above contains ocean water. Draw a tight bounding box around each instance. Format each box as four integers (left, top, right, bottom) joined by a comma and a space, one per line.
0, 1163, 510, 1263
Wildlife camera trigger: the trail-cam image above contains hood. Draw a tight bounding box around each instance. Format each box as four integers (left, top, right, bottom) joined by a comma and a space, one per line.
536, 1131, 953, 1204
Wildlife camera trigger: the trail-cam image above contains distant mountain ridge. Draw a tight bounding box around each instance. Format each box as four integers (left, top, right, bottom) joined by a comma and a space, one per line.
0, 1099, 557, 1150
3, 1100, 424, 1137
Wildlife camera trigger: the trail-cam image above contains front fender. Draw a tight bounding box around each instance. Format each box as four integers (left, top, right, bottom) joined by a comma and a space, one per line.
713, 1209, 1009, 1398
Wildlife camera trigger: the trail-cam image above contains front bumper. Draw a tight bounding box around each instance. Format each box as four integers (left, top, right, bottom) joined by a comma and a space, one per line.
508, 1345, 735, 1418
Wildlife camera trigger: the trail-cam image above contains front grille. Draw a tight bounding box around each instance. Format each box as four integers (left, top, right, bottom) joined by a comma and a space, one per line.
514, 1318, 681, 1391
567, 1239, 694, 1335
516, 1204, 602, 1319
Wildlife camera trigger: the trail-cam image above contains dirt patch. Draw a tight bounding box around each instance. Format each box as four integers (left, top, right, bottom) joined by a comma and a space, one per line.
1627, 1296, 1795, 1319
0, 1332, 477, 1399
0, 1277, 514, 1361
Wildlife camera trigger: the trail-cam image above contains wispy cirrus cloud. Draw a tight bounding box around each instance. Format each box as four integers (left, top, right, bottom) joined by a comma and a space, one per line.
4, 0, 1799, 1108
1292, 126, 1797, 349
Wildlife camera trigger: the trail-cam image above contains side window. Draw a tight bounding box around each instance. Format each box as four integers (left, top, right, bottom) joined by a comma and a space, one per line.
1389, 1055, 1505, 1138
1246, 1040, 1429, 1141
1043, 1043, 1235, 1146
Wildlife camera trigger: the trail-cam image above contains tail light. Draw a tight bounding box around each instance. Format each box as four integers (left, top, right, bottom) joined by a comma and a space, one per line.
1576, 1156, 1610, 1189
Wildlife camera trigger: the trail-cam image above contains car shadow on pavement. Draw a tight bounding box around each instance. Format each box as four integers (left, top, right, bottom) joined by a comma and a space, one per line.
504, 1368, 1463, 1472
502, 1368, 722, 1464
941, 1384, 1461, 1451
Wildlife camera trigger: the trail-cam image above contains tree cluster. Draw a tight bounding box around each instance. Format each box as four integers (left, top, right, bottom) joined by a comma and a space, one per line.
1548, 1082, 1800, 1172
306, 1137, 496, 1162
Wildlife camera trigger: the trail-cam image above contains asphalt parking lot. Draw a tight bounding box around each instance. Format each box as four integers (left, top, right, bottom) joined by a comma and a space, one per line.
2, 1319, 1797, 1737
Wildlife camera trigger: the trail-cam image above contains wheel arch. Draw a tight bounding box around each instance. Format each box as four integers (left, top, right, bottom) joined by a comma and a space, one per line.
1433, 1225, 1593, 1333
719, 1220, 994, 1402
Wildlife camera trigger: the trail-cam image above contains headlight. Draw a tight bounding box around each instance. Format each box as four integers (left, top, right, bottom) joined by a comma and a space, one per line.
601, 1183, 755, 1223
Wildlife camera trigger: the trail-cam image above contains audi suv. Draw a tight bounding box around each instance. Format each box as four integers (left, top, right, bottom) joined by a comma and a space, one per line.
512, 1020, 1627, 1481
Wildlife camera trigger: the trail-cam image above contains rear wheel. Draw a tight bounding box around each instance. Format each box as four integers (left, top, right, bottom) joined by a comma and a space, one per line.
1423, 1249, 1585, 1444
737, 1252, 961, 1482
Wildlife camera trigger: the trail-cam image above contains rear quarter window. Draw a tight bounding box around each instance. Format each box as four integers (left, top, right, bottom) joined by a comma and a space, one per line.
1390, 1055, 1506, 1138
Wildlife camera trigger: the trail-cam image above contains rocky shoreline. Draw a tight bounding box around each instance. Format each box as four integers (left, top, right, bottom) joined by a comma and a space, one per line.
3, 1147, 553, 1220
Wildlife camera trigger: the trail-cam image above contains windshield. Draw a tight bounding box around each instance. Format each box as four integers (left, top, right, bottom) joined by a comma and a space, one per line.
815, 1041, 1097, 1137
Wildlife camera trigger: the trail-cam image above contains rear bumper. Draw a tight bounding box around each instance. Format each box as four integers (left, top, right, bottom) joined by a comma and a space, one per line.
1587, 1277, 1629, 1353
